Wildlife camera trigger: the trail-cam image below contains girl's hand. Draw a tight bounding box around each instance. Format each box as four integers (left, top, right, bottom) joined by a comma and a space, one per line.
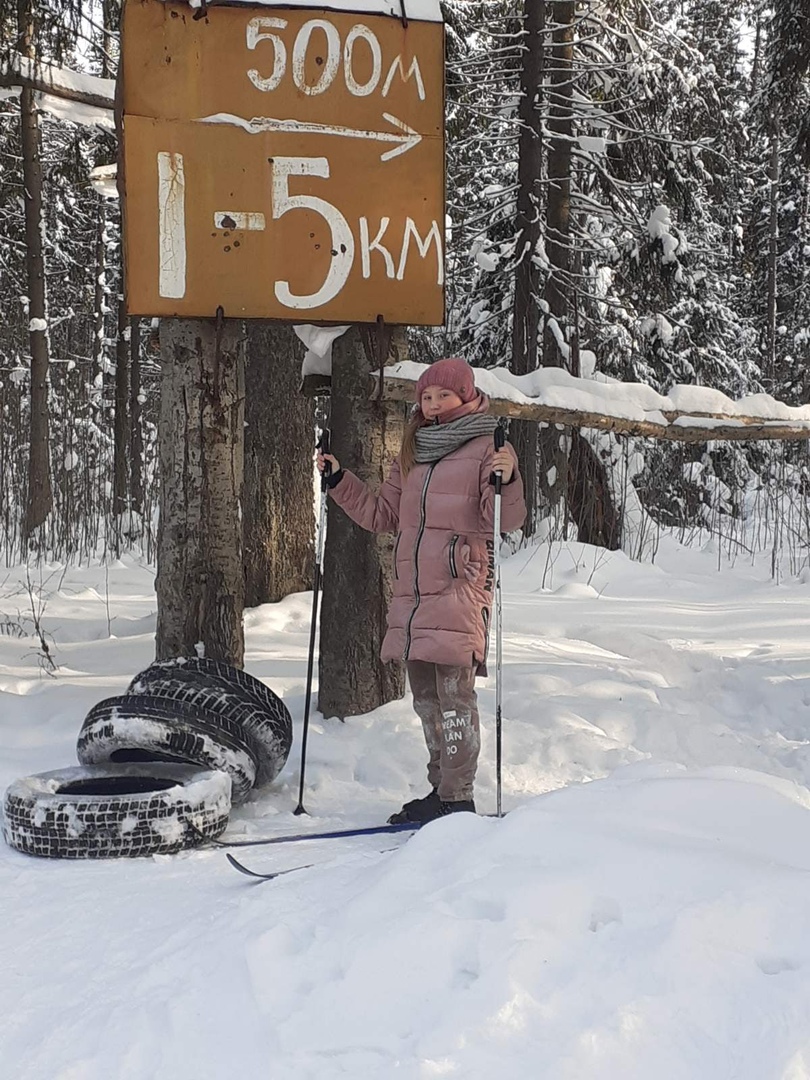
491, 448, 514, 484
317, 452, 340, 474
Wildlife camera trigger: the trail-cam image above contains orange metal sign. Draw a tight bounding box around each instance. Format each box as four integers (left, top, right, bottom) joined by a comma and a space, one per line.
121, 0, 445, 324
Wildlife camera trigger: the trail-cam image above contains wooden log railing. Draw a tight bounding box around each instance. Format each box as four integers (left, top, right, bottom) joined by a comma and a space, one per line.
378, 377, 810, 442
303, 370, 810, 442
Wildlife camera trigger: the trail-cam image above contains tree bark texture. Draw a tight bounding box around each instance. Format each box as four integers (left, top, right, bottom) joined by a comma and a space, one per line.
156, 318, 245, 666
567, 432, 621, 549
243, 322, 314, 607
318, 326, 406, 720
538, 2, 575, 514
765, 117, 780, 382
19, 21, 53, 538
113, 295, 129, 522
543, 0, 575, 362
510, 0, 545, 537
91, 201, 106, 404
129, 316, 144, 514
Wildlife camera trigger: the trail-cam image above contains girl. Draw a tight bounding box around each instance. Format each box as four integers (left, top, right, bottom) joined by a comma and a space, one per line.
318, 357, 526, 823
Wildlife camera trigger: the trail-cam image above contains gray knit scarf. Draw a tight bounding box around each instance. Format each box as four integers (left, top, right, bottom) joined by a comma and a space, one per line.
414, 413, 499, 464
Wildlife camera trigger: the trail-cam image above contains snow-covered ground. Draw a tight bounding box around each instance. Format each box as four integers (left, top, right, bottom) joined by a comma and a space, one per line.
3, 540, 810, 1078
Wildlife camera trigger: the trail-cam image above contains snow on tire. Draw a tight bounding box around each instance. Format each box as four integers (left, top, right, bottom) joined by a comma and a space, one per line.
129, 659, 292, 784
77, 695, 259, 805
3, 763, 230, 859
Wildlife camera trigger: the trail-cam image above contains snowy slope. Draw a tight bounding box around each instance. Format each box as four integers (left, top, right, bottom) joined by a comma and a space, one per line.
3, 542, 810, 1078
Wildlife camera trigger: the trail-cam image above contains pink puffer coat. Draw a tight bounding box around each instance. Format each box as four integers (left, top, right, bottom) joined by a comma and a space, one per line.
328, 434, 526, 671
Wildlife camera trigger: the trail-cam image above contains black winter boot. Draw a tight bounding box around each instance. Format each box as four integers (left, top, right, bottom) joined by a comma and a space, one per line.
387, 789, 440, 825
439, 799, 476, 817
397, 797, 476, 824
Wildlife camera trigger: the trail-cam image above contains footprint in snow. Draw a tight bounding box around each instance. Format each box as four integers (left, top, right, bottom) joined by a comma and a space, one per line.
757, 956, 800, 976
589, 896, 623, 933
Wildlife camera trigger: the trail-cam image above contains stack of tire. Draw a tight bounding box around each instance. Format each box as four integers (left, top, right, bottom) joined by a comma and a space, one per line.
3, 657, 292, 860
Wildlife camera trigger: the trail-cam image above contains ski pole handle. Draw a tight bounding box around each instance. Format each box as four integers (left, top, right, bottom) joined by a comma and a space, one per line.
318, 430, 332, 489
492, 424, 505, 493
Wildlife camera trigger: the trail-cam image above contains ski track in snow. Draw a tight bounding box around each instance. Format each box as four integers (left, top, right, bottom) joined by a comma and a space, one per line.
2, 543, 810, 1078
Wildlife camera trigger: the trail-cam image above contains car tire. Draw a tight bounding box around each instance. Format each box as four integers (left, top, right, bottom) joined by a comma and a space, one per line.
129, 660, 292, 784
3, 763, 230, 859
77, 695, 259, 805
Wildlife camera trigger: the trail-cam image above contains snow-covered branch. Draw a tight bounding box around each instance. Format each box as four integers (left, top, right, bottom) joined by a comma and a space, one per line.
378, 364, 810, 444
0, 54, 115, 113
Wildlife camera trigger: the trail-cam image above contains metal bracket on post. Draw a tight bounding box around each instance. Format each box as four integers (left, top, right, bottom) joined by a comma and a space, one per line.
212, 305, 225, 389
375, 314, 389, 401
192, 0, 209, 21
361, 316, 392, 401
398, 1, 409, 29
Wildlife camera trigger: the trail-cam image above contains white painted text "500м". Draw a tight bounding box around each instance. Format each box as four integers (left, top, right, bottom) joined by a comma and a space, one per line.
245, 17, 427, 101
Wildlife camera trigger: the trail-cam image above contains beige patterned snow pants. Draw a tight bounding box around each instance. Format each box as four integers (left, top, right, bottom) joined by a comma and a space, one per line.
406, 661, 481, 803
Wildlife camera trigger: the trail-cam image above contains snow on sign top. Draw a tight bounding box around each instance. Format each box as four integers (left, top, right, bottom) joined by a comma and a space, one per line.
180, 0, 444, 20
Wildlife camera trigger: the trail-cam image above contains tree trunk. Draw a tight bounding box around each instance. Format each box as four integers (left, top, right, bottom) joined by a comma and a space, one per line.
91, 201, 107, 411
765, 115, 780, 383
100, 0, 117, 79
155, 318, 245, 666
113, 296, 129, 523
538, 1, 575, 515
243, 322, 314, 606
19, 1, 52, 538
510, 0, 545, 538
567, 432, 621, 550
543, 0, 575, 363
318, 325, 406, 720
129, 316, 144, 515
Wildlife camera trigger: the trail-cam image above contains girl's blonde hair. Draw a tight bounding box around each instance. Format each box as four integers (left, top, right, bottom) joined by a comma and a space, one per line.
399, 409, 423, 477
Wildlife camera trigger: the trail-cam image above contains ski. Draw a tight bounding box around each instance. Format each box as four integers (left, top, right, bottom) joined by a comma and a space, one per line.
209, 820, 421, 850
226, 852, 316, 882
224, 812, 502, 879
227, 845, 401, 882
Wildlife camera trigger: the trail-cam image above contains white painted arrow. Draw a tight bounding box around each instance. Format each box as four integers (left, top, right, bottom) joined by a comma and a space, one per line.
195, 112, 422, 162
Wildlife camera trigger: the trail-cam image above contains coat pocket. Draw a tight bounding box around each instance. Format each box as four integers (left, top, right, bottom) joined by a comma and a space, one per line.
393, 532, 401, 579
481, 606, 490, 664
449, 535, 482, 583
448, 535, 460, 579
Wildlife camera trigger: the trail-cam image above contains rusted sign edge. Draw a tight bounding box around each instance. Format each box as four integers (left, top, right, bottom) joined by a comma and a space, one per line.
162, 0, 444, 25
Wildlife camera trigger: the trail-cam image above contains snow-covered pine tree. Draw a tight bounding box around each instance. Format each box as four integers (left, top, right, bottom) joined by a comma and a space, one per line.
437, 0, 523, 368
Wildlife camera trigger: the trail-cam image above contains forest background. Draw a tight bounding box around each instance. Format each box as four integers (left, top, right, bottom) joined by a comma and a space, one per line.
0, 0, 808, 577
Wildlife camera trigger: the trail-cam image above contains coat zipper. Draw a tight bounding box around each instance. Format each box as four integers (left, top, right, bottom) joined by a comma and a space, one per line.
449, 535, 459, 579
403, 463, 436, 660
393, 532, 401, 579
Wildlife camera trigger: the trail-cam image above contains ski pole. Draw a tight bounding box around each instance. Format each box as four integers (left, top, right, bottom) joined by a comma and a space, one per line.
493, 424, 505, 818
294, 429, 331, 816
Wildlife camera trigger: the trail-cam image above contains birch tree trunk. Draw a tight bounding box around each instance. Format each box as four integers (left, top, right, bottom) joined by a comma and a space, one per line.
539, 1, 574, 515
318, 326, 405, 720
19, 1, 52, 539
540, 1, 617, 546
156, 318, 245, 666
510, 0, 544, 538
243, 322, 314, 606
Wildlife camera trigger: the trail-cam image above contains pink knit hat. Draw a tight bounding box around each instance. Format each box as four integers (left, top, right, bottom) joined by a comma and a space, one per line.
415, 357, 477, 404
